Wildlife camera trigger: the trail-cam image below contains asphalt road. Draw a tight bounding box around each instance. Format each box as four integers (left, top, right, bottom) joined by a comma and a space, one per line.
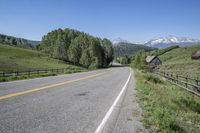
0, 67, 144, 133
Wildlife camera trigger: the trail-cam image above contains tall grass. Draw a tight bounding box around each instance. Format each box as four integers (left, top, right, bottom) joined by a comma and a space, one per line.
158, 44, 200, 76
134, 69, 200, 133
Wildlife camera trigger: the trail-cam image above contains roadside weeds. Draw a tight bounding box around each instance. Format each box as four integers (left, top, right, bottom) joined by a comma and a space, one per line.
134, 69, 200, 133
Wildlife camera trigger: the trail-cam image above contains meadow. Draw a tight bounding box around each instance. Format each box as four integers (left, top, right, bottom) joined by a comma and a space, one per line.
0, 43, 87, 81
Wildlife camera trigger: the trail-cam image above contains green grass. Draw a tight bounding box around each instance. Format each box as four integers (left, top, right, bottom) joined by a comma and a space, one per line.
151, 45, 179, 56
157, 44, 200, 76
0, 43, 87, 81
0, 68, 87, 82
134, 69, 200, 133
0, 43, 85, 72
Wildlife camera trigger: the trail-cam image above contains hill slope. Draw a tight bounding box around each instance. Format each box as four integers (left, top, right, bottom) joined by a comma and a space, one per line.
113, 42, 156, 57
0, 43, 83, 72
157, 44, 200, 74
0, 34, 40, 49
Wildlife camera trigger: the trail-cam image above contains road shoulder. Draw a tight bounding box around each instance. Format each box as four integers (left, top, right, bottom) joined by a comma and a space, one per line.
112, 70, 149, 133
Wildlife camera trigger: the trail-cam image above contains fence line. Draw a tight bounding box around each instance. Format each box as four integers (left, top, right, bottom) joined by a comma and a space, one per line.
0, 67, 82, 78
149, 70, 200, 97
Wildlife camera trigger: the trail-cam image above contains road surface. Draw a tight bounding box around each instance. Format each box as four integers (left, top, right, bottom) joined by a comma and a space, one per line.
0, 67, 147, 133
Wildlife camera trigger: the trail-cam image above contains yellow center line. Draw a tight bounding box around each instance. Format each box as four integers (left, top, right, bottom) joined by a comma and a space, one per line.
0, 71, 109, 101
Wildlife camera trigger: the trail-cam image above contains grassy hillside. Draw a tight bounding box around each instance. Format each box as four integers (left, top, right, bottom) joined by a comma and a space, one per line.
134, 70, 200, 133
113, 42, 156, 57
0, 43, 84, 72
157, 44, 200, 75
151, 45, 179, 56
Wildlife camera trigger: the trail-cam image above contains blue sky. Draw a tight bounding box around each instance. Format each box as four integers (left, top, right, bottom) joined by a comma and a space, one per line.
0, 0, 200, 42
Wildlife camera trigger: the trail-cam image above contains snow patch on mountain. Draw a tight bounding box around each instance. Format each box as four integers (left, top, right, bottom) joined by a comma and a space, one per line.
145, 35, 200, 48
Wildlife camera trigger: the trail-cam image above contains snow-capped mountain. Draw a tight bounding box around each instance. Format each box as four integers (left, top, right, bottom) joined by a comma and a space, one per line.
112, 38, 130, 45
145, 36, 200, 48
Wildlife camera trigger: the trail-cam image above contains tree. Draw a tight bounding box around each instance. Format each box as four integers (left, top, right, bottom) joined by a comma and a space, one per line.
101, 39, 113, 67
88, 38, 104, 68
80, 49, 91, 68
67, 37, 82, 65
132, 50, 148, 69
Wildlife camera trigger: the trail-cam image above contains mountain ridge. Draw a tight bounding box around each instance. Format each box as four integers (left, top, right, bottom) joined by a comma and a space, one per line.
113, 42, 156, 57
145, 35, 200, 48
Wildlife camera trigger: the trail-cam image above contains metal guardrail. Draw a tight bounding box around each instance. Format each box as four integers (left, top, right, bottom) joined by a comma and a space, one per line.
150, 70, 200, 96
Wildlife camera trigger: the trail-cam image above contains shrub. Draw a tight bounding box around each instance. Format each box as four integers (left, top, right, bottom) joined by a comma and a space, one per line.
143, 73, 164, 84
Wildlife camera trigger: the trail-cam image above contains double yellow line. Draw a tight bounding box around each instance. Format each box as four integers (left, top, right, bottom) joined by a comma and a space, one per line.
0, 71, 108, 101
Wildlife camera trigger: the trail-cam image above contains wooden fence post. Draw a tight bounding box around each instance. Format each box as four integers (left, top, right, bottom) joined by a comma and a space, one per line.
171, 73, 173, 81
185, 75, 188, 88
28, 71, 30, 77
196, 77, 199, 92
176, 73, 178, 84
15, 71, 19, 77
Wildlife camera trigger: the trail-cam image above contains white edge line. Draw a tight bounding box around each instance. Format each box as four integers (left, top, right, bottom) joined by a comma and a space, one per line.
94, 69, 132, 133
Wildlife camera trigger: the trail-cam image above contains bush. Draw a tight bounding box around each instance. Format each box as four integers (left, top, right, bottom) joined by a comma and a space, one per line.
143, 73, 164, 84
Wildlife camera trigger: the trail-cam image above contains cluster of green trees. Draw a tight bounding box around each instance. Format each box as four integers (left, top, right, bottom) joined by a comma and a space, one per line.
133, 50, 149, 69
37, 28, 113, 69
114, 56, 131, 65
0, 34, 39, 49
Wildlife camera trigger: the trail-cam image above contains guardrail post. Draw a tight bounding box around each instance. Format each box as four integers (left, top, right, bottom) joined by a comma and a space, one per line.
3, 72, 5, 77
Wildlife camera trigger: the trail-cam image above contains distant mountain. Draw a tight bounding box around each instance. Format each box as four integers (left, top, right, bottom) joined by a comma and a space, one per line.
145, 35, 200, 49
0, 34, 40, 49
112, 38, 130, 45
113, 42, 156, 57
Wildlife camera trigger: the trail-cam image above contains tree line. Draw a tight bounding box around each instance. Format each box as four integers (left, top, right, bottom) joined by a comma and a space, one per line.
0, 34, 39, 49
37, 28, 113, 69
113, 42, 156, 57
